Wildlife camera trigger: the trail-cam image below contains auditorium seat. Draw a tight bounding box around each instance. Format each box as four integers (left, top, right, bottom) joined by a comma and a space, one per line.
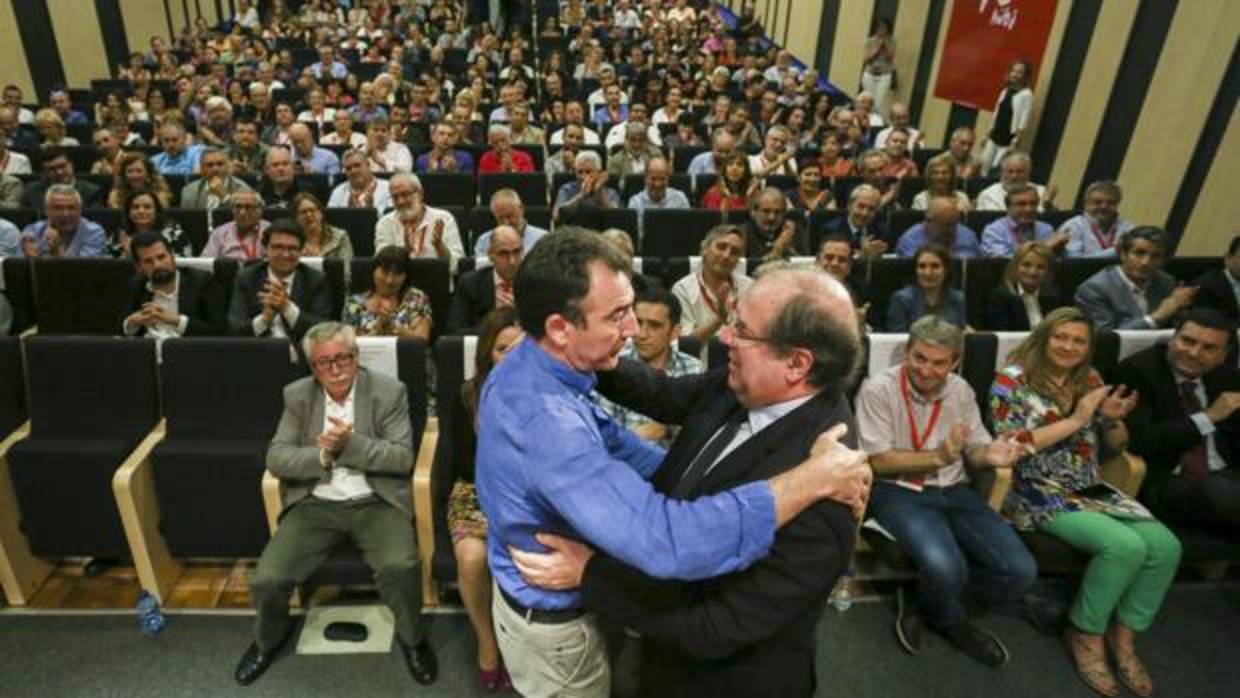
421, 173, 477, 208
429, 335, 476, 588
349, 257, 452, 341
165, 208, 210, 255
962, 257, 1010, 329
113, 338, 293, 601
641, 209, 723, 257
671, 145, 708, 173
31, 258, 132, 335
888, 209, 924, 239
1056, 258, 1113, 300
84, 208, 123, 235
478, 173, 548, 208
966, 210, 1004, 233
467, 206, 552, 251
1, 257, 35, 335
558, 207, 638, 238
0, 337, 23, 438
1166, 256, 1222, 284
0, 207, 38, 230
325, 207, 379, 258
2, 337, 159, 603
896, 177, 925, 209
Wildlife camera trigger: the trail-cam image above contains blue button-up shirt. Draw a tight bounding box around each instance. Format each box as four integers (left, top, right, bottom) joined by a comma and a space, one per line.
20, 218, 107, 257
295, 146, 341, 176
628, 187, 691, 211
152, 145, 204, 176
476, 339, 777, 610
896, 223, 981, 257
472, 223, 549, 257
980, 217, 1055, 258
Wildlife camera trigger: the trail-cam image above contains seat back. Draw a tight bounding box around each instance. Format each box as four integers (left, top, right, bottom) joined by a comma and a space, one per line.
478, 173, 549, 208
160, 338, 293, 440
0, 336, 24, 436
2, 257, 36, 334
325, 207, 379, 258
421, 173, 477, 208
640, 209, 723, 257
32, 258, 132, 335
963, 257, 1010, 329
430, 335, 477, 583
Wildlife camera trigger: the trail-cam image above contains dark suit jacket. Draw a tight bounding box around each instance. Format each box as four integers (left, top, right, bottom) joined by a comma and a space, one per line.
984, 283, 1066, 331
586, 362, 857, 698
742, 219, 810, 261
227, 262, 332, 342
821, 215, 895, 251
447, 267, 497, 334
1075, 265, 1177, 331
126, 267, 226, 336
20, 178, 102, 209
1115, 343, 1240, 502
1192, 269, 1239, 322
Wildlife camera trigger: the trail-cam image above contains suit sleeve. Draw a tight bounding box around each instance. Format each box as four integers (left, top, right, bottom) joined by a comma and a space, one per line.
184, 272, 227, 336
291, 272, 333, 337
595, 358, 722, 426
227, 272, 257, 335
1075, 279, 1141, 332
581, 499, 855, 659
336, 381, 415, 475
267, 384, 328, 480
447, 275, 478, 333
1116, 360, 1203, 469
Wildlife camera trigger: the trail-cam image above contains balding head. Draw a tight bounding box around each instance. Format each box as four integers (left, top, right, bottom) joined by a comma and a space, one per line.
488, 224, 524, 281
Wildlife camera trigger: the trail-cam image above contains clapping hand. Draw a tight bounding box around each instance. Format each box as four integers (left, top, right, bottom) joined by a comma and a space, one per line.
936, 422, 970, 466
1099, 385, 1138, 420
1072, 385, 1111, 426
318, 415, 353, 457
983, 433, 1034, 468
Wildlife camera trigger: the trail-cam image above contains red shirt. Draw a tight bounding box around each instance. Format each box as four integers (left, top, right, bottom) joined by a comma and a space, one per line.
702, 185, 747, 211
478, 149, 535, 175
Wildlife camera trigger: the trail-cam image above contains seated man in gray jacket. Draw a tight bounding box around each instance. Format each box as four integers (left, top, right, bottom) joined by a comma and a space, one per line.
1075, 226, 1196, 332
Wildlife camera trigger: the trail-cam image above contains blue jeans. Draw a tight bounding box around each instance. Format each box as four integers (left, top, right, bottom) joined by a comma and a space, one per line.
870, 481, 1037, 627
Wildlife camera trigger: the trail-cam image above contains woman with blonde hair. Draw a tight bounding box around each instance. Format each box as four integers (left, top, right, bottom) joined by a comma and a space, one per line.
913, 153, 972, 213
990, 307, 1179, 697
985, 242, 1065, 330
34, 109, 78, 146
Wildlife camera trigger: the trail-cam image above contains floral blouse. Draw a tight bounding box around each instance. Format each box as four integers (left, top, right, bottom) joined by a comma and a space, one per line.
989, 363, 1151, 530
342, 287, 432, 338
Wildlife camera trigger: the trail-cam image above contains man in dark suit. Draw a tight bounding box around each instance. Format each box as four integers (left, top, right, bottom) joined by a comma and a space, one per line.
234, 321, 437, 687
1190, 234, 1240, 322
19, 146, 102, 209
227, 218, 332, 346
1075, 226, 1196, 332
1116, 309, 1240, 530
820, 183, 892, 258
510, 268, 868, 698
447, 224, 521, 333
123, 231, 225, 337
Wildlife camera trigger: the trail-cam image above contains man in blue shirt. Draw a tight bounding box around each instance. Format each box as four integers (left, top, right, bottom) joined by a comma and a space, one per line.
980, 183, 1066, 257
687, 129, 736, 176
152, 121, 204, 176
309, 46, 349, 81
20, 184, 107, 257
896, 195, 981, 258
287, 123, 341, 176
476, 230, 871, 697
472, 188, 549, 256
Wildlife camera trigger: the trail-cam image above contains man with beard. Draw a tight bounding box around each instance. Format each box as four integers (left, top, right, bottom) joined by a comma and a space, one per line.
123, 231, 225, 337
975, 151, 1056, 212
1061, 180, 1137, 257
374, 173, 464, 269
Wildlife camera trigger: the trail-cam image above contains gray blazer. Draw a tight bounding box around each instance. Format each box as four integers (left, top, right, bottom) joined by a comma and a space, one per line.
266, 368, 415, 518
179, 176, 254, 209
1075, 265, 1177, 332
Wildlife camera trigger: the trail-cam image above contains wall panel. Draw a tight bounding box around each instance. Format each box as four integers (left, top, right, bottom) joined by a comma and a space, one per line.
890, 0, 928, 107
48, 0, 110, 88
120, 0, 171, 59
1182, 108, 1240, 255
0, 1, 36, 98
827, 0, 874, 95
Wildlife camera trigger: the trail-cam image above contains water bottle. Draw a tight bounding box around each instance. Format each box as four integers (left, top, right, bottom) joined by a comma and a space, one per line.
136, 591, 166, 637
829, 570, 854, 612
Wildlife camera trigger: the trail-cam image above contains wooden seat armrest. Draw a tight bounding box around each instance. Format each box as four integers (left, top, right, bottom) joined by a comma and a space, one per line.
112, 420, 182, 604
412, 424, 438, 606
262, 471, 283, 535
1101, 451, 1147, 498
0, 422, 50, 605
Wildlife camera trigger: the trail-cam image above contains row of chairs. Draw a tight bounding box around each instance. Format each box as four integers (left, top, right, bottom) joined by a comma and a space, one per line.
0, 255, 1221, 339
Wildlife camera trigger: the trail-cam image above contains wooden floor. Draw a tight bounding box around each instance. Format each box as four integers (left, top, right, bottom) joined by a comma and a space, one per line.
20, 558, 256, 610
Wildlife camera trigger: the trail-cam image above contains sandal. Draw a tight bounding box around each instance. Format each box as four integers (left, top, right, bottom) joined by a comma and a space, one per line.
1064, 629, 1119, 697
1107, 637, 1154, 697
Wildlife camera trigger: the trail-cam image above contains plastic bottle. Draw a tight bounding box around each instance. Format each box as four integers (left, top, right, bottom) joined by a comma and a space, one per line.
829, 570, 854, 612
136, 591, 166, 637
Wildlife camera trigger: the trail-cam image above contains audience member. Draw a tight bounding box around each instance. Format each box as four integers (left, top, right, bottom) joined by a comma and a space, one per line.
980, 183, 1064, 257
473, 188, 548, 256
202, 190, 270, 261
975, 151, 1055, 212
329, 150, 393, 212
151, 120, 204, 176
627, 157, 690, 211
1075, 227, 1195, 331
342, 245, 432, 341
880, 128, 919, 180
687, 129, 736, 176
226, 218, 331, 344
896, 196, 981, 258
945, 126, 982, 180
785, 161, 832, 214
985, 242, 1065, 331
887, 244, 966, 332
912, 154, 971, 213
20, 184, 107, 258
117, 190, 191, 258
1061, 181, 1136, 258
822, 183, 891, 257
416, 121, 475, 174
287, 123, 341, 176
477, 123, 534, 174
375, 173, 465, 268
672, 225, 752, 342
291, 192, 353, 261
748, 125, 798, 178
180, 147, 254, 209
606, 121, 663, 178
227, 117, 269, 178
991, 307, 1179, 698
744, 187, 810, 262
450, 225, 522, 333
106, 151, 171, 209
365, 117, 414, 174
553, 150, 621, 222
701, 153, 756, 211
23, 146, 102, 209
1190, 235, 1240, 321
123, 231, 224, 338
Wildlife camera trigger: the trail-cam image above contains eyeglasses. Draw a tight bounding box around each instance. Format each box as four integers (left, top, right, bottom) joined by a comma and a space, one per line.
312, 352, 356, 370
725, 317, 774, 346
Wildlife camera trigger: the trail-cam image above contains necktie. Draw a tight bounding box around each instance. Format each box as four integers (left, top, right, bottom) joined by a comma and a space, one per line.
496, 279, 514, 307
1178, 381, 1209, 479
673, 410, 748, 498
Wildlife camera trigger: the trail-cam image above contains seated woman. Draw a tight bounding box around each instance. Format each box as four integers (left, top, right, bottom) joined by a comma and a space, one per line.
114, 190, 192, 258
886, 244, 966, 332
342, 245, 432, 342
985, 241, 1065, 330
291, 193, 354, 261
817, 130, 854, 179
785, 161, 832, 214
33, 109, 78, 147
700, 153, 756, 211
913, 153, 972, 213
108, 152, 174, 209
451, 306, 523, 693
990, 307, 1180, 698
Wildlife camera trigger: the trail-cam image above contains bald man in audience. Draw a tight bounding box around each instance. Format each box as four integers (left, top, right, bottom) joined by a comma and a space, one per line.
975, 151, 1055, 212
449, 224, 522, 334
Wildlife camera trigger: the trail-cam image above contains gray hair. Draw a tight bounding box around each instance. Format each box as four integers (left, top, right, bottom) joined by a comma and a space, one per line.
1000, 150, 1031, 168
574, 150, 602, 169
489, 187, 523, 207
390, 172, 423, 192
908, 315, 964, 356
849, 183, 881, 205
700, 224, 746, 253
488, 122, 511, 139
600, 228, 634, 257
1084, 179, 1122, 201
44, 183, 81, 207
302, 321, 358, 363
206, 96, 233, 113
231, 188, 265, 207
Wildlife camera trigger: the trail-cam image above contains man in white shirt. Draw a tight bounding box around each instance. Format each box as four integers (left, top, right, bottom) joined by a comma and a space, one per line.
329, 150, 392, 212
365, 117, 414, 174
873, 102, 923, 151
1061, 180, 1136, 257
975, 151, 1055, 212
374, 173, 464, 270
321, 111, 368, 149
672, 225, 753, 342
748, 125, 798, 178
473, 188, 549, 256
549, 101, 601, 146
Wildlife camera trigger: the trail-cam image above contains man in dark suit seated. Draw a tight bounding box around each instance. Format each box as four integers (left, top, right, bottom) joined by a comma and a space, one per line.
123, 231, 225, 337
816, 232, 870, 324
1191, 234, 1240, 322
509, 267, 870, 698
19, 146, 102, 209
1116, 309, 1240, 531
1075, 226, 1197, 332
233, 321, 437, 688
227, 218, 332, 348
448, 224, 521, 333
820, 183, 892, 258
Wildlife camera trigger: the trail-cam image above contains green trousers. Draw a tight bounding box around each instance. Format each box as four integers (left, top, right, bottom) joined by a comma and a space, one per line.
249, 496, 426, 650
1040, 511, 1181, 634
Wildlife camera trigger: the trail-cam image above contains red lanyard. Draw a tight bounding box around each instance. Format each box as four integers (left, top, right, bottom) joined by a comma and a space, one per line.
237, 229, 260, 260
351, 178, 376, 207
1089, 218, 1115, 250
1007, 218, 1030, 250
697, 273, 730, 319
403, 219, 427, 254
900, 368, 943, 451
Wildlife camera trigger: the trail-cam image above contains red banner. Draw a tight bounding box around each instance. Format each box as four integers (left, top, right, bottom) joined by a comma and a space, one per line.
934, 0, 1059, 110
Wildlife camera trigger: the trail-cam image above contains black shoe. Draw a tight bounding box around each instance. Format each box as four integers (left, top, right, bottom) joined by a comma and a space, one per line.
894, 586, 922, 655
941, 621, 1010, 668
83, 557, 120, 577
234, 638, 287, 686
1020, 594, 1068, 636
400, 640, 438, 686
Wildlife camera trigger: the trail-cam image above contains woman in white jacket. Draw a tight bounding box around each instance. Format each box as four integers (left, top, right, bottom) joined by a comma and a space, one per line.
981, 60, 1033, 176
